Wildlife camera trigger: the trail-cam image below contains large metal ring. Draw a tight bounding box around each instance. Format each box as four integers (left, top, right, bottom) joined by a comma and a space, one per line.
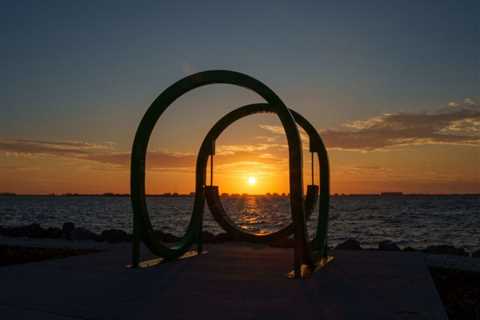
197, 103, 329, 254
131, 70, 309, 264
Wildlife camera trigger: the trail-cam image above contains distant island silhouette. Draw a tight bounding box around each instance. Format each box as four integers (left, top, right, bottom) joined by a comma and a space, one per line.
1, 192, 479, 197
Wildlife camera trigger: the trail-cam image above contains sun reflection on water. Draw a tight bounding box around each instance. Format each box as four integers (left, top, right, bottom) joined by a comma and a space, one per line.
233, 195, 282, 235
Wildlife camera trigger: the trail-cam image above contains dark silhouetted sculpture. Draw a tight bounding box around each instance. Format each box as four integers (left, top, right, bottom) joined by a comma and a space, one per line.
130, 70, 332, 278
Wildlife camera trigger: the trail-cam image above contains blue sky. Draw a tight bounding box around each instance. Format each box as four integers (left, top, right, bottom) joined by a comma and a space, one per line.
1, 1, 479, 193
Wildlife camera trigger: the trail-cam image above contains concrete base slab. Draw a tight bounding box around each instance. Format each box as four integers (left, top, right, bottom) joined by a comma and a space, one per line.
0, 243, 447, 319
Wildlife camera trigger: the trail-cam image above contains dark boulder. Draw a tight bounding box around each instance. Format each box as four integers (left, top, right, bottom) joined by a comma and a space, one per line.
45, 227, 62, 239
335, 239, 362, 250
378, 240, 401, 251
62, 222, 75, 239
71, 227, 98, 241
472, 249, 480, 258
424, 245, 467, 256
101, 229, 129, 243
24, 223, 46, 238
403, 246, 417, 252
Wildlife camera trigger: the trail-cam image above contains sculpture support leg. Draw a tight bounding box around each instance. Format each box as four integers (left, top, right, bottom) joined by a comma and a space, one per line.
197, 216, 203, 254
132, 212, 140, 268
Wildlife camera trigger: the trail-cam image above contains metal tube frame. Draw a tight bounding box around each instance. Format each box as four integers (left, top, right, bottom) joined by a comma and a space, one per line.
198, 103, 330, 257
130, 70, 310, 276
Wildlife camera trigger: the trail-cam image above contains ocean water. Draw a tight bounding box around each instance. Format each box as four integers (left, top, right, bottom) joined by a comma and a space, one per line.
1, 195, 479, 252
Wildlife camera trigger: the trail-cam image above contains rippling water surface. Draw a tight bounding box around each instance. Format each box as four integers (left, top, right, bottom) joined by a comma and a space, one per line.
1, 195, 479, 252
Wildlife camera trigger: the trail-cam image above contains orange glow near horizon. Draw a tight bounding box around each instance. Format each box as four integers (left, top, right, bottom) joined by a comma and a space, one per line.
1, 105, 479, 195
1, 142, 479, 195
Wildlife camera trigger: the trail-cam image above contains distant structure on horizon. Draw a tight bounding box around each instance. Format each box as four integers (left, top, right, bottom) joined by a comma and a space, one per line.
380, 192, 404, 196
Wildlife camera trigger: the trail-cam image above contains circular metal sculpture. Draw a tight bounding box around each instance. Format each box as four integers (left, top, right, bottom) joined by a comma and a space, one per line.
131, 70, 331, 278
198, 103, 329, 257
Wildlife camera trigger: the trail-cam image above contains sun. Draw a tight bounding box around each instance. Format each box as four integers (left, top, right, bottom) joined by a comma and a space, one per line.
247, 176, 257, 186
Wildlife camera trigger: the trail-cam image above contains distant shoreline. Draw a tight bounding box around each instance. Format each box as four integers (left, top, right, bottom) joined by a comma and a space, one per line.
1, 192, 480, 197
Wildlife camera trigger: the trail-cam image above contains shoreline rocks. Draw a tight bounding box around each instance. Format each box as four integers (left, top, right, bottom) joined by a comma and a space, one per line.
378, 240, 401, 251
101, 229, 130, 243
0, 224, 478, 258
335, 238, 362, 250
71, 227, 100, 241
62, 222, 75, 239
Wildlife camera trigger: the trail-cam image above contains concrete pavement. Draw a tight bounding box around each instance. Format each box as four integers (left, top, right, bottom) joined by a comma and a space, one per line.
0, 243, 448, 319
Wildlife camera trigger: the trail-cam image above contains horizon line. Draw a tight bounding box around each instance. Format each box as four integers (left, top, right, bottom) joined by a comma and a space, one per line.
1, 192, 480, 197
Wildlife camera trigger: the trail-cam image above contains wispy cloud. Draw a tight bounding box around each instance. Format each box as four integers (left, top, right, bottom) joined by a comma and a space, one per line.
216, 143, 286, 155
258, 124, 285, 135
214, 160, 280, 176
255, 135, 278, 143
2, 98, 478, 174
322, 98, 479, 151
0, 139, 196, 169
0, 139, 286, 172
259, 124, 309, 143
83, 151, 196, 168
257, 98, 479, 151
0, 139, 113, 156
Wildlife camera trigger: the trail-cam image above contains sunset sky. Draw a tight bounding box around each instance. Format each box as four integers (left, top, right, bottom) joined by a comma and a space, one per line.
1, 1, 479, 194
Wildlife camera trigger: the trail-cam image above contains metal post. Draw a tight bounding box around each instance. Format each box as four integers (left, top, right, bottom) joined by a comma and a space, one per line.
311, 152, 314, 185
210, 154, 213, 186
132, 212, 140, 267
